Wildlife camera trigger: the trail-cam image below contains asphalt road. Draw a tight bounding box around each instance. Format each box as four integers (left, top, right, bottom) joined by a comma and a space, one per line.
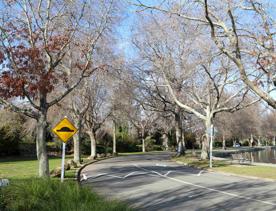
81, 152, 276, 211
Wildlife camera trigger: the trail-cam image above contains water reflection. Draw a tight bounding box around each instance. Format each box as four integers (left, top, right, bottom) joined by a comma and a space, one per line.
243, 147, 276, 164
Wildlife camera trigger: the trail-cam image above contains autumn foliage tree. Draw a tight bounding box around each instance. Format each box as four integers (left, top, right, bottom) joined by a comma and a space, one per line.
0, 0, 115, 177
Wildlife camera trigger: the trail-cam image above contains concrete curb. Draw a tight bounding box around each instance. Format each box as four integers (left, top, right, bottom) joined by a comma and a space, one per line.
76, 156, 114, 184
175, 160, 276, 182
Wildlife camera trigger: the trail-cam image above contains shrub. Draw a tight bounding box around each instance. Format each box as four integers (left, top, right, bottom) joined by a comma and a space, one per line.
117, 137, 139, 152
0, 111, 27, 156
18, 142, 37, 156
213, 141, 222, 148
151, 145, 163, 151
0, 179, 132, 211
241, 140, 249, 146
184, 132, 197, 149
80, 135, 114, 155
0, 125, 20, 156
115, 125, 140, 152
80, 134, 91, 155
226, 139, 234, 147
96, 145, 112, 154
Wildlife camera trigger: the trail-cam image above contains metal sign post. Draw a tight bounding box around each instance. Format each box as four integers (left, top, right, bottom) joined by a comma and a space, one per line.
61, 142, 66, 182
209, 124, 214, 168
52, 116, 78, 182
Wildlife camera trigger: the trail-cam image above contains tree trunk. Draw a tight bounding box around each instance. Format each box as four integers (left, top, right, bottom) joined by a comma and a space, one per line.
250, 134, 253, 147
162, 132, 169, 151
142, 138, 145, 152
113, 120, 117, 155
175, 107, 185, 156
257, 136, 261, 146
201, 116, 211, 160
142, 127, 145, 153
222, 135, 226, 150
192, 146, 196, 156
250, 152, 254, 162
88, 131, 96, 159
36, 112, 49, 177
180, 130, 186, 155
201, 135, 209, 160
273, 136, 276, 146
73, 118, 82, 165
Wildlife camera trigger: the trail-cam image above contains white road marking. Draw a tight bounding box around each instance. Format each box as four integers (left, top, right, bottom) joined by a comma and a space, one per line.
82, 171, 151, 181
188, 195, 198, 198
82, 174, 87, 181
107, 175, 124, 179
156, 163, 167, 167
164, 171, 172, 176
197, 170, 205, 176
123, 171, 138, 178
81, 173, 108, 181
133, 164, 276, 206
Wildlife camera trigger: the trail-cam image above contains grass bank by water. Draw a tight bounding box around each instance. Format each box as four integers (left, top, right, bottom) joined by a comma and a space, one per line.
173, 153, 276, 180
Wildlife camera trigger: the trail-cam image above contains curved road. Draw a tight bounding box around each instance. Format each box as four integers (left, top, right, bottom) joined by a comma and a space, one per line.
81, 152, 276, 211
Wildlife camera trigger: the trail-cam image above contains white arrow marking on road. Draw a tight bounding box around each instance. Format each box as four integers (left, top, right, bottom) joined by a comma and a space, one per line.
81, 173, 108, 181
164, 171, 172, 176
123, 171, 140, 179
81, 174, 88, 181
197, 170, 205, 176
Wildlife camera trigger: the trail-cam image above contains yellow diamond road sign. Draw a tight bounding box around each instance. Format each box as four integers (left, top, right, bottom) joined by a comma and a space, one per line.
52, 117, 77, 143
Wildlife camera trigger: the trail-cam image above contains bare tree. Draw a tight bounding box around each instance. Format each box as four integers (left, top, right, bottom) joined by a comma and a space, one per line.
263, 110, 276, 146
0, 0, 117, 177
203, 0, 276, 108
133, 0, 276, 108
132, 13, 258, 159
68, 83, 91, 165
84, 75, 113, 159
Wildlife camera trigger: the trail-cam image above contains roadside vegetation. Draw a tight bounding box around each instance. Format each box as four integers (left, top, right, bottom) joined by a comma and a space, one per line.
0, 155, 132, 211
0, 179, 132, 211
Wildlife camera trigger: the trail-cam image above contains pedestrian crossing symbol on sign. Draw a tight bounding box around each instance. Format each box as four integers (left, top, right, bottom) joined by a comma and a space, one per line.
52, 117, 77, 143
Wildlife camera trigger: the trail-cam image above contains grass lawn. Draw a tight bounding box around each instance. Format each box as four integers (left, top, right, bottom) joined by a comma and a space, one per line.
0, 156, 74, 179
173, 154, 276, 180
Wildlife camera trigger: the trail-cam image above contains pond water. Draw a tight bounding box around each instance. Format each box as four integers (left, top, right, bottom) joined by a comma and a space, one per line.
242, 147, 276, 164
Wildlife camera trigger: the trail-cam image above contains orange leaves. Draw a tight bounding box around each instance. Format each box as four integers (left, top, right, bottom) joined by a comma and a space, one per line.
45, 35, 70, 52
0, 18, 91, 102
0, 51, 4, 63
0, 72, 25, 98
